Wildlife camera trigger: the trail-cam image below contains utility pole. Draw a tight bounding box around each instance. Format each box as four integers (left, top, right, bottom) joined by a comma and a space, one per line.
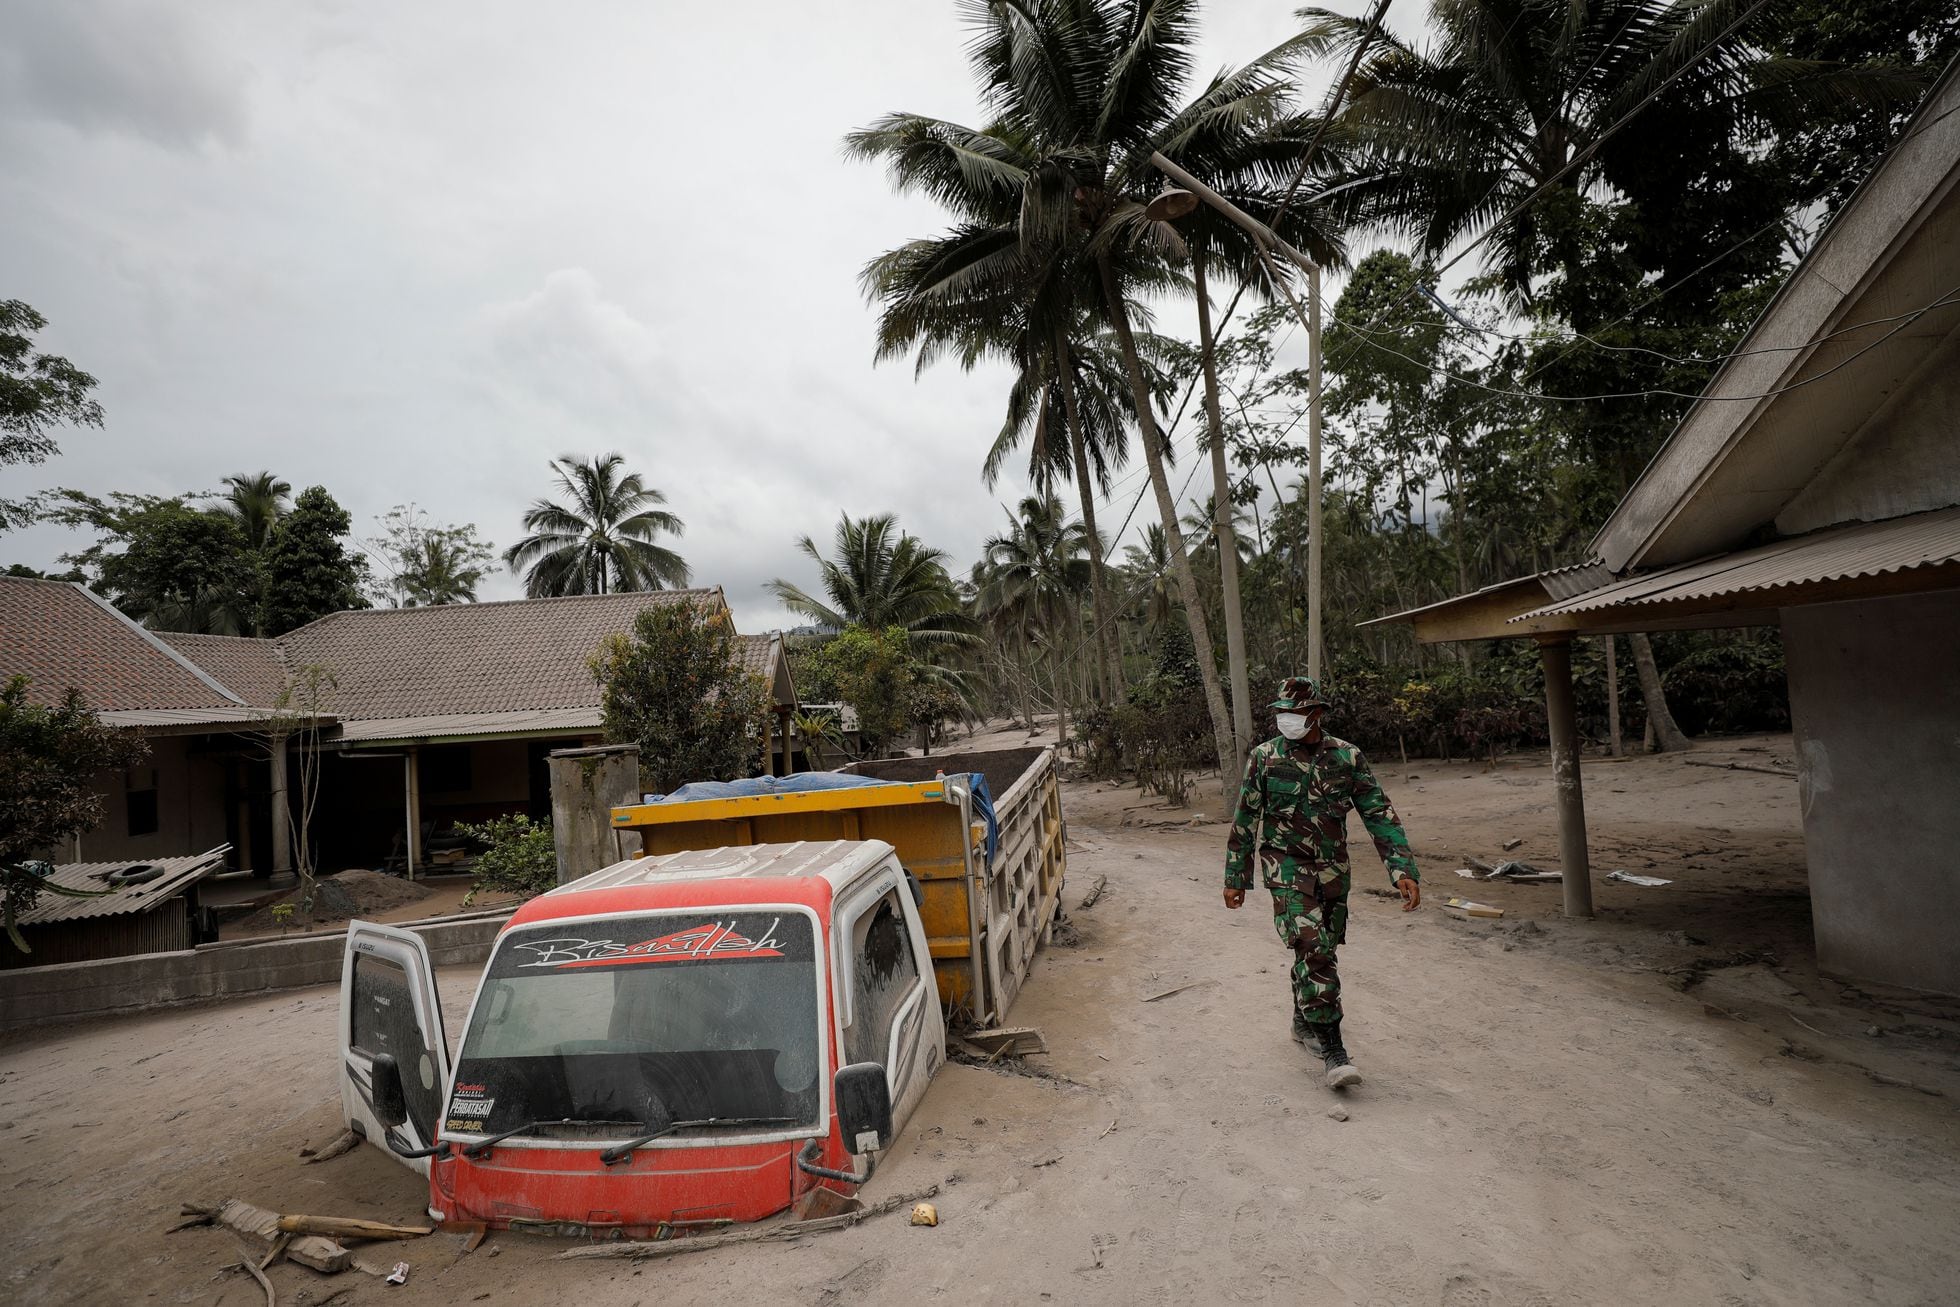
1306, 263, 1324, 683
1148, 152, 1326, 685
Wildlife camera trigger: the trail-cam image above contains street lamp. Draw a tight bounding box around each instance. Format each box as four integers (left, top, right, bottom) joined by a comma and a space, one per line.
1148, 152, 1326, 684
1144, 183, 1200, 222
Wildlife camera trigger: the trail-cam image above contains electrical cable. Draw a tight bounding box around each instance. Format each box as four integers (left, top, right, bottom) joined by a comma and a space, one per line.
1327, 285, 1960, 403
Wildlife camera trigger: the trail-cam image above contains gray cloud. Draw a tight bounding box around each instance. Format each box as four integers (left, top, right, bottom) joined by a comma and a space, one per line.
0, 1, 1392, 631
0, 1, 249, 148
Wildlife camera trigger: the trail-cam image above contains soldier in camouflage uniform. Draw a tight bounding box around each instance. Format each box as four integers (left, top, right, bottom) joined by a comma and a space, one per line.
1224, 676, 1420, 1087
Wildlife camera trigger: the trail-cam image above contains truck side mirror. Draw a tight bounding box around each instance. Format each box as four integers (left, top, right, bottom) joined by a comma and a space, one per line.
370, 1053, 408, 1129
833, 1062, 893, 1154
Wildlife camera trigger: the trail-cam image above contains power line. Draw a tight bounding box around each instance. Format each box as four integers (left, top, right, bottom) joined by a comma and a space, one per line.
1322, 0, 1778, 375
1330, 285, 1960, 404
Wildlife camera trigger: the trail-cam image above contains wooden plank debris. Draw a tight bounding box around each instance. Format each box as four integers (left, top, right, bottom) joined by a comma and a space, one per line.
961, 1026, 1047, 1056
276, 1214, 435, 1243
1142, 980, 1214, 1003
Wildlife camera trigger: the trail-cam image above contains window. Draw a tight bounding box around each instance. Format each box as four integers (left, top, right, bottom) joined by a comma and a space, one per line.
126, 768, 158, 837
844, 888, 922, 1070
350, 952, 441, 1141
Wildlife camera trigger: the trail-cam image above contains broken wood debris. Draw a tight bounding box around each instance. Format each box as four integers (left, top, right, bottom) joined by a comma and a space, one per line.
276, 1214, 435, 1243
554, 1186, 942, 1260
1683, 758, 1798, 780
1077, 874, 1110, 910
177, 1201, 352, 1274
959, 1025, 1047, 1057
1142, 980, 1214, 1003
302, 1130, 361, 1165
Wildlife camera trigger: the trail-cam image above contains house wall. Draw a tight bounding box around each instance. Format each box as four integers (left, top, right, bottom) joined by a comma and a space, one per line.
1783, 591, 1960, 995
74, 735, 233, 867
1775, 334, 1960, 536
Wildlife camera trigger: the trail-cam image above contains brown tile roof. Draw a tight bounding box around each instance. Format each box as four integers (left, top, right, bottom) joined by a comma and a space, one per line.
157, 633, 291, 707
735, 633, 778, 679
276, 589, 725, 721
0, 579, 240, 710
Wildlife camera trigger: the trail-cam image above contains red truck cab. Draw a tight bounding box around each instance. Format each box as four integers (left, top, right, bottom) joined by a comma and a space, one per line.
338, 839, 945, 1237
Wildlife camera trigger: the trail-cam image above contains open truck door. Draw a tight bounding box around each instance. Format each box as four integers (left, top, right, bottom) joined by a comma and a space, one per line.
340, 920, 452, 1175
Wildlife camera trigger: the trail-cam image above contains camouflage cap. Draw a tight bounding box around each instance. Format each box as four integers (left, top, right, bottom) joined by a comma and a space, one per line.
1270, 676, 1329, 710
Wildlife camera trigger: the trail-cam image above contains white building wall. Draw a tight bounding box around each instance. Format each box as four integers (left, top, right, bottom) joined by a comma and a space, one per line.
1776, 335, 1960, 535
1784, 591, 1960, 995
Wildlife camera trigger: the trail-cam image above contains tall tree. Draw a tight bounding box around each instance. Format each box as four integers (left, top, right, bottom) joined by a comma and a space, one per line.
46, 490, 258, 634
1, 301, 103, 531
217, 471, 290, 551
505, 453, 689, 597
217, 470, 291, 633
852, 0, 1348, 786
1302, 0, 1922, 749
767, 513, 976, 648
366, 505, 496, 607
259, 486, 370, 635
975, 493, 1093, 744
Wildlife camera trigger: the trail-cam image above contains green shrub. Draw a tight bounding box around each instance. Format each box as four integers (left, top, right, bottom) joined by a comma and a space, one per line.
458, 814, 556, 905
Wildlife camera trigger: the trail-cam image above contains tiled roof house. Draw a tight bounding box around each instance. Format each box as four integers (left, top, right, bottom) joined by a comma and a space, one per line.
2, 580, 796, 876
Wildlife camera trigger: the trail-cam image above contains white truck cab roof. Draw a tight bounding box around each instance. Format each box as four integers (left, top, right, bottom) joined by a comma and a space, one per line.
550, 839, 898, 899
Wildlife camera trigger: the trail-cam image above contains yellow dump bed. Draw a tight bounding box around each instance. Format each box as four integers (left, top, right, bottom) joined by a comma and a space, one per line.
610, 747, 1065, 1026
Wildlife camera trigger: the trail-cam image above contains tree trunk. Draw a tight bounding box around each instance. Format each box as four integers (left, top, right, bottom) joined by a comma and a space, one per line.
1627, 630, 1689, 752
1097, 253, 1236, 792
1054, 338, 1126, 704
1192, 252, 1251, 762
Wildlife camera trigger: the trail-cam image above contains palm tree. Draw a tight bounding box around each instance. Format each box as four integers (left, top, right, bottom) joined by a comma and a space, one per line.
215, 471, 291, 635
219, 472, 291, 550
1120, 522, 1177, 633
504, 453, 688, 597
975, 494, 1093, 743
767, 513, 975, 647
851, 0, 1350, 787
398, 532, 492, 606
1296, 0, 1896, 749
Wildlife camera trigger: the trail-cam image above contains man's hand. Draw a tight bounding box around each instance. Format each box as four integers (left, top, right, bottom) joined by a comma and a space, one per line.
1223, 887, 1246, 910
1396, 876, 1421, 912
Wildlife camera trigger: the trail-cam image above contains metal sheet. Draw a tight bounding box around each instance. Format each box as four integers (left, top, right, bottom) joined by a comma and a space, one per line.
330, 708, 601, 743
1512, 506, 1960, 621
15, 846, 230, 926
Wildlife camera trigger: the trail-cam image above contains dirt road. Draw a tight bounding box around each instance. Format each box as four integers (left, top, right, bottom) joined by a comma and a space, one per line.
4, 736, 1957, 1304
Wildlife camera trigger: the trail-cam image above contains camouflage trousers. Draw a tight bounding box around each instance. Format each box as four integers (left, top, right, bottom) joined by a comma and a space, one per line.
1264, 857, 1351, 1026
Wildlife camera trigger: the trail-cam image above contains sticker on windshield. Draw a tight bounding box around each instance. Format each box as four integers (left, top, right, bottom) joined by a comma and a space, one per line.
510, 919, 789, 970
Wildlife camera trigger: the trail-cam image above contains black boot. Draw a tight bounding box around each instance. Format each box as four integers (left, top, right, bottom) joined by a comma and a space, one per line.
1305, 1018, 1362, 1088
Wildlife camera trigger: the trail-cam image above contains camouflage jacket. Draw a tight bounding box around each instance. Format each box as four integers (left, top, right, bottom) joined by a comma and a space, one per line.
1224, 734, 1419, 892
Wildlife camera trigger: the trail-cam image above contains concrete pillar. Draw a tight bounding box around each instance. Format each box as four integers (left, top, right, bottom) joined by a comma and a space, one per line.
270, 744, 292, 875
404, 748, 422, 879
1537, 635, 1594, 918
548, 744, 642, 886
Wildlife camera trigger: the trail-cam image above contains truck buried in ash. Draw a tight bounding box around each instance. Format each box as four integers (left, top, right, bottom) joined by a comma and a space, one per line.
337, 748, 1065, 1237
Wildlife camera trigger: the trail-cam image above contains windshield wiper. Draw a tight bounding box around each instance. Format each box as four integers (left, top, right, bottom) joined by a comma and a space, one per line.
464, 1118, 638, 1160
599, 1115, 799, 1167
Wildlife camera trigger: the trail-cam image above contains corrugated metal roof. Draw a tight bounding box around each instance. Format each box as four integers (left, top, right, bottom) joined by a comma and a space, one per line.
97, 706, 329, 730
331, 707, 602, 744
16, 846, 230, 926
1513, 506, 1960, 622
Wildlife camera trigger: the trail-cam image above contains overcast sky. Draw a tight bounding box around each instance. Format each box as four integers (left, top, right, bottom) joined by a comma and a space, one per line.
1, 0, 1412, 631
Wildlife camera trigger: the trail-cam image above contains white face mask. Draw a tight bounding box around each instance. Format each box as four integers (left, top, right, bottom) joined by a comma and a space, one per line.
1276, 712, 1311, 740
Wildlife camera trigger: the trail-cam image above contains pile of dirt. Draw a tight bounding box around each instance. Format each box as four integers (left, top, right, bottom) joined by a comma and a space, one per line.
230, 869, 430, 935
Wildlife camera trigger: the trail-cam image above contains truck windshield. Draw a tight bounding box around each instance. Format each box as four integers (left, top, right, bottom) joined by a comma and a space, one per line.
447, 911, 822, 1139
